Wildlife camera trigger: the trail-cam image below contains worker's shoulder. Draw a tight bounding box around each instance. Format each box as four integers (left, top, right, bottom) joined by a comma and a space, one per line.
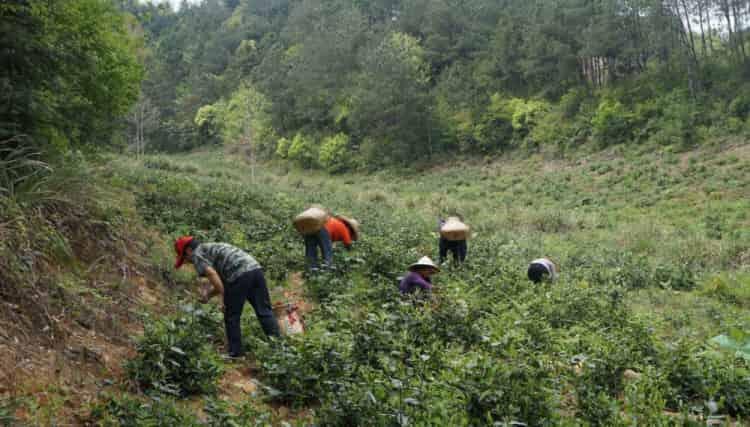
199, 242, 241, 256
328, 216, 346, 226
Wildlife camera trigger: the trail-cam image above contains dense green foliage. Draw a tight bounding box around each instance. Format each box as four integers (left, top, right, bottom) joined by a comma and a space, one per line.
106, 149, 750, 424
90, 393, 275, 426
123, 0, 750, 167
3, 1, 750, 424
90, 395, 202, 427
0, 3, 144, 333
126, 304, 225, 396
0, 0, 142, 152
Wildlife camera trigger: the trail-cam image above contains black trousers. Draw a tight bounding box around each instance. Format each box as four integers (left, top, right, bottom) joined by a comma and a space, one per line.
224, 269, 280, 356
527, 262, 549, 283
439, 238, 467, 263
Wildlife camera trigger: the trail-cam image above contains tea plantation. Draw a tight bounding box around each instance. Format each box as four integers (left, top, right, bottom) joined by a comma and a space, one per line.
93, 146, 750, 426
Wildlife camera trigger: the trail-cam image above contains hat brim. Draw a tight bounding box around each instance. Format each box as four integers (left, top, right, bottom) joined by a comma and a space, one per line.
408, 263, 440, 273
337, 216, 359, 241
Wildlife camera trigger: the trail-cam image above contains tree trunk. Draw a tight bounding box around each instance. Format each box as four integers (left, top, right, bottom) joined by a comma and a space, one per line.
706, 0, 713, 56
720, 0, 738, 62
698, 0, 708, 57
244, 100, 256, 184
679, 0, 700, 66
731, 0, 747, 62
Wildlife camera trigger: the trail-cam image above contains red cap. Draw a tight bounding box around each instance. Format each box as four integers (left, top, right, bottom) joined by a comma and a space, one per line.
174, 236, 194, 269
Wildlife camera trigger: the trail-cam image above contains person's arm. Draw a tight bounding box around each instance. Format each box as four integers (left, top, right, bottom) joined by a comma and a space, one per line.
342, 225, 353, 249
414, 274, 433, 291
201, 267, 225, 302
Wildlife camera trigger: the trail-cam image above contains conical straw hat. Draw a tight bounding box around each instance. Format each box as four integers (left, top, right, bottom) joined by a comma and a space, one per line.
408, 256, 440, 272
336, 215, 360, 241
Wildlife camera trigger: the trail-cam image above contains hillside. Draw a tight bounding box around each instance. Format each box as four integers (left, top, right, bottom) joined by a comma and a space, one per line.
5, 0, 750, 424
3, 142, 749, 425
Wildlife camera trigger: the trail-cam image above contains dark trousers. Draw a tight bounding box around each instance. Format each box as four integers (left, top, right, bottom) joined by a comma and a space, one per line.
304, 227, 333, 269
439, 238, 467, 263
224, 269, 279, 356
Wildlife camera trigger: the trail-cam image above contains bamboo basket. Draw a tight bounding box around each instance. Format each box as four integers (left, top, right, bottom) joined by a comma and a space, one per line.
440, 217, 470, 241
293, 207, 329, 235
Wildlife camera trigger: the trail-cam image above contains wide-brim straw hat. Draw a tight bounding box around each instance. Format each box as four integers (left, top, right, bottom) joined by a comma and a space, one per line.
408, 256, 440, 273
336, 215, 360, 241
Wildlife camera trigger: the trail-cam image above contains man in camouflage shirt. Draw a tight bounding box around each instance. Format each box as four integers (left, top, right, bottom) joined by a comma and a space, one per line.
175, 236, 280, 357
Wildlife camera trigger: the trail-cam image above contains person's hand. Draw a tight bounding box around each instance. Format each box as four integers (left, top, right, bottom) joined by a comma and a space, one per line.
198, 286, 209, 304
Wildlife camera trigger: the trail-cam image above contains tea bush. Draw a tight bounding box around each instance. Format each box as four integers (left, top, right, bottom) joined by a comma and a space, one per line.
460, 354, 558, 425
126, 305, 224, 396
252, 332, 351, 404
89, 394, 201, 426
90, 394, 276, 427
106, 152, 750, 424
203, 398, 274, 427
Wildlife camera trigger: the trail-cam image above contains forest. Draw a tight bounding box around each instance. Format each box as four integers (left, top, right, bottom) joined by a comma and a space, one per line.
114, 0, 750, 169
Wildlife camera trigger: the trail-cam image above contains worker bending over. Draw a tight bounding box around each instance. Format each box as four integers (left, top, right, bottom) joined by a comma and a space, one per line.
400, 256, 440, 294
174, 236, 279, 358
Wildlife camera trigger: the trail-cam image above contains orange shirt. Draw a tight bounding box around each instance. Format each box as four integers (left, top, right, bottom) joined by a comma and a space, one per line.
325, 217, 353, 246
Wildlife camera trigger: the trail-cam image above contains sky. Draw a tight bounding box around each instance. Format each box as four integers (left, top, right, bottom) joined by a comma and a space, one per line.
158, 0, 200, 10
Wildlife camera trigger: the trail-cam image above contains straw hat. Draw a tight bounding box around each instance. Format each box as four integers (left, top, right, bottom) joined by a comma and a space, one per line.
408, 256, 440, 272
309, 204, 331, 216
336, 215, 360, 241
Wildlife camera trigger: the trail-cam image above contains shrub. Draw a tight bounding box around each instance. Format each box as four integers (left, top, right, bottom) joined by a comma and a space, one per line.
89, 394, 201, 426
509, 98, 550, 138
460, 354, 558, 425
318, 133, 351, 173
662, 340, 750, 417
287, 133, 318, 168
275, 136, 291, 159
591, 99, 633, 146
728, 85, 750, 119
560, 87, 588, 118
647, 94, 700, 148
126, 305, 224, 396
622, 367, 673, 425
473, 93, 514, 152
701, 273, 750, 307
203, 398, 274, 427
252, 333, 350, 405
653, 263, 696, 291
528, 109, 575, 148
